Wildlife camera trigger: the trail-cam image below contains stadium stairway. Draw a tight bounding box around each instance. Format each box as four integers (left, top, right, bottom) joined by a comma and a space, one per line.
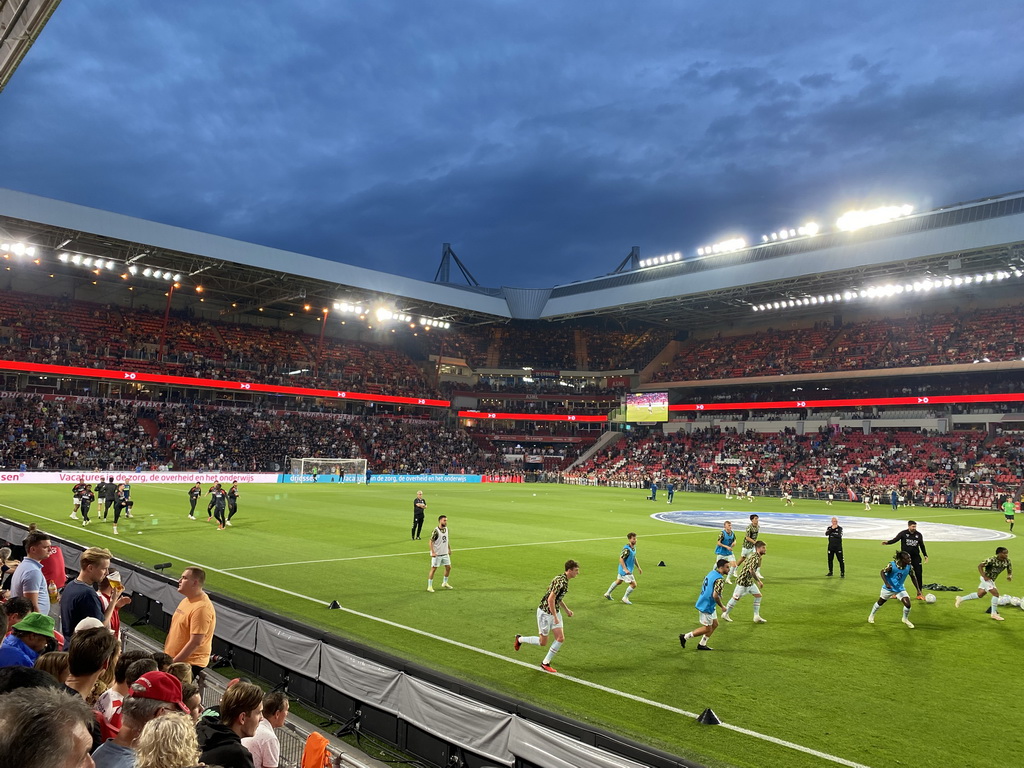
566, 430, 622, 471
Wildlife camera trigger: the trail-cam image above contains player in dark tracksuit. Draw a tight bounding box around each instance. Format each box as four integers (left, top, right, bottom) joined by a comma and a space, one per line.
102, 477, 117, 519
882, 521, 928, 599
209, 483, 228, 529
121, 482, 134, 518
226, 482, 240, 525
79, 486, 95, 525
187, 482, 202, 519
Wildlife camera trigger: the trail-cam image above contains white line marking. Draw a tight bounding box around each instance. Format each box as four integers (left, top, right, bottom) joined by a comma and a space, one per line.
223, 529, 708, 571
0, 501, 871, 767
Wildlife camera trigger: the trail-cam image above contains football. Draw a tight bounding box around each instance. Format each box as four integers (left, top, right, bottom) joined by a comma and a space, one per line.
924, 593, 937, 604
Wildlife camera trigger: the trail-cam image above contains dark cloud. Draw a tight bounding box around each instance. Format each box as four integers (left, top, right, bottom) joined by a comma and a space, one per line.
0, 1, 1022, 288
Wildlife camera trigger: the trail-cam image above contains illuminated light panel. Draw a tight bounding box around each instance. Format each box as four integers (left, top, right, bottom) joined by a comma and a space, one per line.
0, 359, 451, 408
836, 204, 913, 231
671, 391, 1024, 412
458, 410, 607, 422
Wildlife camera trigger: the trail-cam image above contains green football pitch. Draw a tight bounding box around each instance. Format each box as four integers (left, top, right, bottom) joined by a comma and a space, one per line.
2, 483, 1019, 768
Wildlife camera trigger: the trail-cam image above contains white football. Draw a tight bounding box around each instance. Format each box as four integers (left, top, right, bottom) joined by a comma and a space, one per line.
924, 593, 937, 604
1010, 597, 1021, 607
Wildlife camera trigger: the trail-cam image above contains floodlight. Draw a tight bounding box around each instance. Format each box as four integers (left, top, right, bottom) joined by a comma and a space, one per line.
83, 257, 94, 267
375, 307, 393, 322
11, 243, 24, 255
142, 267, 152, 277
773, 302, 781, 309
942, 277, 952, 287
58, 253, 69, 262
71, 254, 82, 264
752, 306, 759, 312
985, 273, 994, 281
128, 265, 138, 275
826, 295, 834, 302
953, 277, 963, 286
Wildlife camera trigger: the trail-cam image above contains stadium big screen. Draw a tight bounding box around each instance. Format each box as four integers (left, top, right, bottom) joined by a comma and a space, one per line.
625, 391, 668, 422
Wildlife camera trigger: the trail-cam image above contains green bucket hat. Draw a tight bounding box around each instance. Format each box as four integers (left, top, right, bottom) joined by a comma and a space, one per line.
13, 612, 56, 638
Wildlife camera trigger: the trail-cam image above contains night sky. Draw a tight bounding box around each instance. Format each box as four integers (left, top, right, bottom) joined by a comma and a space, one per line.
2, 2, 1021, 288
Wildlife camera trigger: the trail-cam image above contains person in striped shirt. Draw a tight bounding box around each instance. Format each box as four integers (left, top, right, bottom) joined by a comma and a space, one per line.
955, 547, 1012, 620
721, 541, 767, 623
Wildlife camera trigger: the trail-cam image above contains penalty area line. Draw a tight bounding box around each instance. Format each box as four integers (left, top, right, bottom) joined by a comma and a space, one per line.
0, 502, 870, 767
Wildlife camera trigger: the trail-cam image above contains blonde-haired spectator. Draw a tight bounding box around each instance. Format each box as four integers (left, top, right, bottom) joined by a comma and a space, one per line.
135, 712, 201, 768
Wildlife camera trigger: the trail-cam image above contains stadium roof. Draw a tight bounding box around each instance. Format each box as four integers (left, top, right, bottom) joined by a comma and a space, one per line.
3, 186, 1024, 331
0, 0, 61, 93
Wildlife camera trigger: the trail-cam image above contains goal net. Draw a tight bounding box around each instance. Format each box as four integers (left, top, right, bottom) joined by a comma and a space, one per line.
289, 457, 368, 483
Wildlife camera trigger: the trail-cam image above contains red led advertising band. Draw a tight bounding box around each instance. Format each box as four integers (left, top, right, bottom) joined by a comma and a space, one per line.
670, 393, 1024, 412
458, 411, 608, 422
0, 359, 450, 408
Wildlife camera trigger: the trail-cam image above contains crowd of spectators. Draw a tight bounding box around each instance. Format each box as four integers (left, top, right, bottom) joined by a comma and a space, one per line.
565, 426, 1023, 507
651, 305, 1024, 382
0, 546, 293, 767
0, 394, 505, 475
0, 290, 435, 399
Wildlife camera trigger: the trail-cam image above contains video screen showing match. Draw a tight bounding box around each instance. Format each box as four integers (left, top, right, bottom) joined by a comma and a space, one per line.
625, 391, 668, 422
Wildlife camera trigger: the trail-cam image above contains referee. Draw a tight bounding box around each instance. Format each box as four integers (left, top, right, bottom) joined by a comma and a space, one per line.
882, 520, 928, 599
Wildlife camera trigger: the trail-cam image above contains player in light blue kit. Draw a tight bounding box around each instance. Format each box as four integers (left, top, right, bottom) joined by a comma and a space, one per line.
679, 559, 730, 650
604, 533, 642, 604
868, 550, 919, 628
715, 521, 738, 583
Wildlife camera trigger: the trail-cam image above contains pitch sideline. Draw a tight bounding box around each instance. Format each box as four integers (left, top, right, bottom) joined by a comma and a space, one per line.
0, 501, 872, 768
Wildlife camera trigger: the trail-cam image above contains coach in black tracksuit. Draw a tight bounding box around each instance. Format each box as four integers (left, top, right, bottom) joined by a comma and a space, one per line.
882, 520, 928, 598
825, 516, 845, 577
412, 491, 426, 540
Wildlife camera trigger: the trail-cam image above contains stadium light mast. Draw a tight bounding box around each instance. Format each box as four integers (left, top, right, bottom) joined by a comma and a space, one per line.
433, 243, 480, 286
612, 246, 641, 274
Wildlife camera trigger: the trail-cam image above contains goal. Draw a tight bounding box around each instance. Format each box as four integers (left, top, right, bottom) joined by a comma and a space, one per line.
289, 457, 368, 483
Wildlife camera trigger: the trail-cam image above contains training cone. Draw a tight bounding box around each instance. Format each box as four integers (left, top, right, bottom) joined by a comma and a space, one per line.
328, 600, 341, 610
658, 560, 666, 567
696, 708, 721, 725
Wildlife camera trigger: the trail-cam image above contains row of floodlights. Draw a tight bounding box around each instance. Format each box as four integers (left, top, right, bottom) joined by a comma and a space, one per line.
420, 318, 451, 328
697, 238, 746, 257
762, 222, 819, 243
1, 242, 37, 256
333, 302, 365, 314
752, 270, 1023, 312
56, 253, 181, 281
638, 252, 682, 268
672, 204, 914, 264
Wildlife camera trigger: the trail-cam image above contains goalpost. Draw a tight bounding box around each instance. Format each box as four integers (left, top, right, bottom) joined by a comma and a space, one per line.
289, 457, 368, 483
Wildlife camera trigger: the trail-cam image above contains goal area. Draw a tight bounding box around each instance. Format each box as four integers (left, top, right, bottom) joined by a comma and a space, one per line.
289, 457, 368, 483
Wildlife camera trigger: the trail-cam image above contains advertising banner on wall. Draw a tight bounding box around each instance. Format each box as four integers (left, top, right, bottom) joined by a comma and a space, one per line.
0, 471, 281, 484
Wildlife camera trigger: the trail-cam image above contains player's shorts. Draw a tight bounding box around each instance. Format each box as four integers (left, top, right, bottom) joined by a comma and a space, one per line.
616, 572, 636, 584
698, 610, 717, 626
1004, 514, 1015, 520
73, 497, 82, 507
536, 607, 562, 636
827, 494, 834, 500
740, 546, 756, 559
879, 588, 909, 601
714, 551, 736, 564
731, 583, 761, 599
431, 555, 451, 568
978, 578, 997, 592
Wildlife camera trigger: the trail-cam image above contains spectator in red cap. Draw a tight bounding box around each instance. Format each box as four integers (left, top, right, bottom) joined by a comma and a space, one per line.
92, 670, 190, 768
